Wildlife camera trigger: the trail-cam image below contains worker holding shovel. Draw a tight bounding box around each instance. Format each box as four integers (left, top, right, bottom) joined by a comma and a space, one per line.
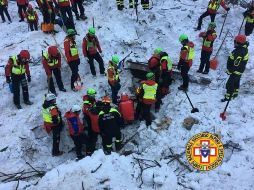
197, 22, 217, 74
221, 34, 249, 102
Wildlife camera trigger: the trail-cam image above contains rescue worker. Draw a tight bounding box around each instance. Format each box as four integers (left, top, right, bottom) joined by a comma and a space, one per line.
42, 93, 63, 156
54, 0, 74, 26
156, 52, 173, 111
177, 34, 195, 91
17, 0, 28, 22
82, 88, 97, 127
86, 101, 102, 155
82, 27, 105, 77
141, 0, 149, 10
98, 96, 123, 154
42, 46, 66, 95
118, 93, 135, 124
25, 4, 39, 31
107, 55, 121, 104
243, 2, 254, 36
148, 48, 162, 83
116, 0, 124, 10
222, 35, 249, 102
197, 22, 217, 74
196, 0, 229, 30
64, 28, 80, 91
138, 72, 158, 126
72, 0, 87, 20
5, 50, 33, 109
0, 0, 12, 23
65, 105, 87, 160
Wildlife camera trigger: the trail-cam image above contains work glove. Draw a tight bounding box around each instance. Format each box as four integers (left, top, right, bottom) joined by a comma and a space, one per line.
226, 7, 230, 12
6, 76, 11, 83
27, 75, 31, 82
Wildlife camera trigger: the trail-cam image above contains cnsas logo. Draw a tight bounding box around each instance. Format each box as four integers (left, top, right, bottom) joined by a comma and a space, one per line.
186, 132, 224, 171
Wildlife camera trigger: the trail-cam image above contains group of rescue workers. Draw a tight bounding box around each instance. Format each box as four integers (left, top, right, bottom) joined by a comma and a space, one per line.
3, 0, 250, 158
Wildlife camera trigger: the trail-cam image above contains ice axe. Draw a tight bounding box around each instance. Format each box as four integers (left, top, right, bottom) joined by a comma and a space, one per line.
184, 91, 199, 113
220, 97, 231, 121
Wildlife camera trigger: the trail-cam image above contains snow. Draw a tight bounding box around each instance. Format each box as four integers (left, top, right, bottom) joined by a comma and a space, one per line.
1, 0, 254, 189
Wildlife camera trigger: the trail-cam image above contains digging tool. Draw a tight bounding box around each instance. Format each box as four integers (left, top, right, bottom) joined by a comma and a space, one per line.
238, 17, 245, 34
92, 17, 95, 28
210, 29, 229, 70
135, 0, 139, 22
184, 91, 199, 113
220, 97, 231, 121
118, 51, 133, 71
219, 11, 228, 38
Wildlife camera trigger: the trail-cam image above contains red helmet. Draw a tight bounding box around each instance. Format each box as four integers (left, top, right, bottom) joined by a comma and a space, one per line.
28, 4, 33, 9
19, 50, 30, 60
48, 46, 58, 57
101, 96, 111, 104
234, 35, 246, 44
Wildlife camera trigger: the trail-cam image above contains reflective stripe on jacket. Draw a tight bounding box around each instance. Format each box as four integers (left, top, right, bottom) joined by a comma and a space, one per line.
11, 56, 26, 75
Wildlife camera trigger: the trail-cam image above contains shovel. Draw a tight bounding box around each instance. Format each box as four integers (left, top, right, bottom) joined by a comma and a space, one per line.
220, 98, 231, 121
184, 91, 199, 113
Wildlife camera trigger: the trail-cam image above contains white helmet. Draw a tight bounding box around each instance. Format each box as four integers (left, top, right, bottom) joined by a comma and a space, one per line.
45, 93, 56, 101
71, 104, 81, 112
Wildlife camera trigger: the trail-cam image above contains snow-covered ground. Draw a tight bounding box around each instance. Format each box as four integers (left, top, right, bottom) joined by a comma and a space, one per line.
0, 0, 254, 189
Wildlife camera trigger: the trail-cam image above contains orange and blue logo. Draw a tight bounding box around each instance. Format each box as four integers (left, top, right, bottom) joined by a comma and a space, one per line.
186, 132, 224, 171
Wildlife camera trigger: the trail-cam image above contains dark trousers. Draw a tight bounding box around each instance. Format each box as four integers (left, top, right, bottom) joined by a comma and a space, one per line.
73, 0, 85, 18
48, 68, 65, 94
86, 128, 99, 155
109, 82, 121, 104
141, 0, 149, 10
199, 50, 212, 72
17, 4, 27, 21
0, 5, 11, 22
181, 63, 190, 88
116, 0, 124, 10
142, 103, 152, 126
71, 133, 87, 158
87, 52, 105, 76
197, 11, 216, 29
60, 6, 74, 26
11, 74, 29, 105
226, 74, 241, 99
102, 131, 122, 153
42, 5, 55, 24
68, 59, 80, 89
28, 21, 38, 31
245, 22, 254, 36
52, 124, 61, 155
135, 100, 142, 120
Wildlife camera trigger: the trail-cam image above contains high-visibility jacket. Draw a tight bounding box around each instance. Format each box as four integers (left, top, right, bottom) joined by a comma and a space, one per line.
160, 56, 173, 72
82, 34, 102, 56
11, 56, 26, 75
207, 0, 228, 14
179, 41, 195, 67
82, 95, 96, 116
98, 107, 123, 136
64, 37, 79, 62
107, 62, 120, 86
244, 7, 254, 23
65, 111, 84, 136
42, 105, 60, 133
226, 44, 249, 76
42, 52, 61, 76
26, 10, 38, 22
141, 80, 158, 104
199, 29, 217, 52
53, 0, 70, 7
5, 56, 30, 77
